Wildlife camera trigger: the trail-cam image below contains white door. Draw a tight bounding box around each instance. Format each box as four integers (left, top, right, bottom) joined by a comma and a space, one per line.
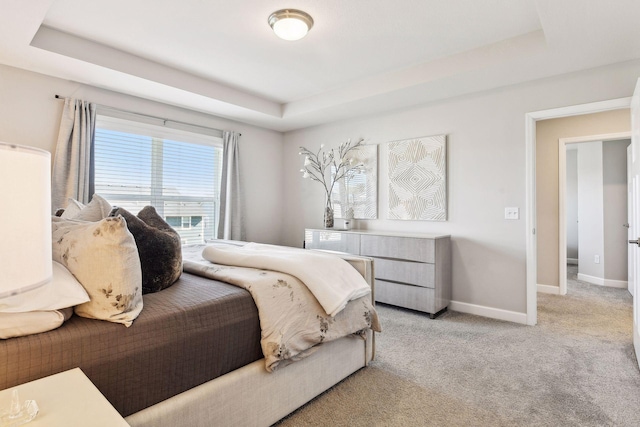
630, 78, 640, 367
628, 144, 635, 296
626, 144, 638, 295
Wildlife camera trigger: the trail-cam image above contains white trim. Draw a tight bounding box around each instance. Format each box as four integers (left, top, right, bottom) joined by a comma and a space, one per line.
577, 273, 605, 286
525, 114, 538, 325
449, 300, 527, 325
96, 114, 224, 147
604, 279, 629, 289
567, 258, 579, 265
558, 131, 632, 295
96, 106, 225, 140
558, 137, 568, 296
576, 273, 628, 289
527, 98, 632, 121
525, 97, 632, 326
537, 284, 561, 295
560, 132, 632, 145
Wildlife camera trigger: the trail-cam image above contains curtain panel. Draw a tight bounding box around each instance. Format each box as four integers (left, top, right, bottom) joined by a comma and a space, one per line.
217, 131, 245, 240
51, 98, 96, 212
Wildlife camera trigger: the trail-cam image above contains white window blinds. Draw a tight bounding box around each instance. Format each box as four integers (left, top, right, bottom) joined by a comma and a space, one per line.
94, 114, 223, 244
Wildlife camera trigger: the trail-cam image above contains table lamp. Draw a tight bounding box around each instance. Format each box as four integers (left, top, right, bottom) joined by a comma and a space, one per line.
0, 142, 52, 299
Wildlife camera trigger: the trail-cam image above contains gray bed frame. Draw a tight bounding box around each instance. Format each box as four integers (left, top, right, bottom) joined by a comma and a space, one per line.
125, 253, 376, 427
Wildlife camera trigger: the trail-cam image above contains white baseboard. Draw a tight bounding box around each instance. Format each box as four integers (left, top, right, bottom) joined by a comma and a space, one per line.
537, 284, 561, 295
604, 278, 628, 289
567, 258, 578, 265
576, 273, 628, 288
449, 300, 527, 325
577, 273, 604, 286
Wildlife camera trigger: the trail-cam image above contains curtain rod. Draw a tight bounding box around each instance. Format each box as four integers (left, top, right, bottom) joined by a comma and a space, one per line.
54, 95, 239, 137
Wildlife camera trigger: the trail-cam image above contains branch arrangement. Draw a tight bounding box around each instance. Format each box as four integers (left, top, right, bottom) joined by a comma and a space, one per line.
299, 138, 365, 207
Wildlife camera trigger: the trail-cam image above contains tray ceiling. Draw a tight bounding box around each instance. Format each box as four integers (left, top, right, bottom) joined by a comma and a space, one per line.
2, 0, 640, 131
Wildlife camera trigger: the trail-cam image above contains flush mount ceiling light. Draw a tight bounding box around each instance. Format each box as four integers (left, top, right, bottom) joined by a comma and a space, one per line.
268, 9, 314, 41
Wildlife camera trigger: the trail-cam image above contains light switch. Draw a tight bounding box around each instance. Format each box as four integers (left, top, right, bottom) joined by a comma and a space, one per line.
505, 207, 519, 220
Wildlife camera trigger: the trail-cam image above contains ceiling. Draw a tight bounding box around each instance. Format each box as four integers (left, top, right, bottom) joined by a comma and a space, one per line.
2, 0, 640, 132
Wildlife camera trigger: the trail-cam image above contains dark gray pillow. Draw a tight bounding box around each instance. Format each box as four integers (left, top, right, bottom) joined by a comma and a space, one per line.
111, 206, 182, 294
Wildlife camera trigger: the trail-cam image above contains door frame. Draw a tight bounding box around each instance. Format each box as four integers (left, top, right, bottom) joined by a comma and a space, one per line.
558, 132, 632, 295
525, 97, 632, 325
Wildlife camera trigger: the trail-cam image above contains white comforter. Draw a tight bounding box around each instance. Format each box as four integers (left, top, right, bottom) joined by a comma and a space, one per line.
202, 242, 371, 317
182, 244, 380, 372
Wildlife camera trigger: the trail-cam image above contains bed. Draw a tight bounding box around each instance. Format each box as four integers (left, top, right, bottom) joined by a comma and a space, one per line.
0, 243, 377, 427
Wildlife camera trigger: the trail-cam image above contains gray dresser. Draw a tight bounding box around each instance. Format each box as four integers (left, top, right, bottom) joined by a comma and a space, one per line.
304, 229, 451, 318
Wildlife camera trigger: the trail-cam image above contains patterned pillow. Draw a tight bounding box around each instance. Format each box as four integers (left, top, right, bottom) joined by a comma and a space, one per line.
52, 216, 143, 327
111, 206, 182, 293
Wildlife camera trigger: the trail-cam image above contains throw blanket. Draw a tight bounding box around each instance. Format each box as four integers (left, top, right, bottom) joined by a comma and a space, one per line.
202, 242, 371, 317
183, 244, 381, 372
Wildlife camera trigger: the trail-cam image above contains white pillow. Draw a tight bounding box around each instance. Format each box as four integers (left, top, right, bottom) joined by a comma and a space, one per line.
52, 216, 143, 327
71, 194, 112, 221
0, 261, 89, 313
0, 308, 72, 339
60, 198, 85, 219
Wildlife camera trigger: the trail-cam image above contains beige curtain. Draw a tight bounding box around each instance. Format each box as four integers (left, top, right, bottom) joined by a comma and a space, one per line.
51, 98, 96, 211
217, 131, 244, 240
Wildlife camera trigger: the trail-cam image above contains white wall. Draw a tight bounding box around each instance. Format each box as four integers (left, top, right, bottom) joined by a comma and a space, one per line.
603, 139, 631, 282
282, 59, 640, 317
566, 148, 579, 262
577, 141, 605, 280
3, 56, 640, 320
0, 64, 286, 245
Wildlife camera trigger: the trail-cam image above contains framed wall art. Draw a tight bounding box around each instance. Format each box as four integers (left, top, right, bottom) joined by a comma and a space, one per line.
332, 143, 378, 219
387, 134, 447, 221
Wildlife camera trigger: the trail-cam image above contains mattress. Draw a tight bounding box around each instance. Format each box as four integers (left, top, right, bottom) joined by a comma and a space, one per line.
0, 272, 263, 417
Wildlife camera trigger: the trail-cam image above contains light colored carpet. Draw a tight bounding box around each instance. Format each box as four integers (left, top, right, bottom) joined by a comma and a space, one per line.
275, 267, 640, 426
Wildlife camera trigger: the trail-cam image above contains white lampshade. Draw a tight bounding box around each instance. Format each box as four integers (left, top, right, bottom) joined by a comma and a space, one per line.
0, 142, 52, 299
268, 9, 314, 41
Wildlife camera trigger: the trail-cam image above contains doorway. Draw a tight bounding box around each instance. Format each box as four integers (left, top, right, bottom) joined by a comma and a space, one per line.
558, 134, 632, 295
524, 97, 632, 325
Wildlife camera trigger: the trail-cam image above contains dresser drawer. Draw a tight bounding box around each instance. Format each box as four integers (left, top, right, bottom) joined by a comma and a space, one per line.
360, 234, 435, 263
375, 280, 439, 313
304, 229, 451, 317
304, 229, 360, 253
374, 258, 434, 288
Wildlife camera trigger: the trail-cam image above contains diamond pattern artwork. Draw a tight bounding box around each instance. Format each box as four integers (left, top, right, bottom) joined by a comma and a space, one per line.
387, 135, 447, 221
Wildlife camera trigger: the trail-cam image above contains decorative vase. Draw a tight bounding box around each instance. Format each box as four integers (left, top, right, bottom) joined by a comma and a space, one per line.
344, 206, 355, 230
324, 199, 334, 229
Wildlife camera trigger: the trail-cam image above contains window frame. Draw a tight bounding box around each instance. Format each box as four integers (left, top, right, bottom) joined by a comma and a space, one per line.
94, 111, 224, 243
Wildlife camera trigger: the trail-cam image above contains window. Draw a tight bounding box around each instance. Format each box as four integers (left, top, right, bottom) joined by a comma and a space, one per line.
166, 216, 182, 227
94, 114, 223, 244
181, 216, 191, 229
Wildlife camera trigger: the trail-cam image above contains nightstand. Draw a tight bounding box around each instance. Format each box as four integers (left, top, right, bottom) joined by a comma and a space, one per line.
0, 368, 128, 426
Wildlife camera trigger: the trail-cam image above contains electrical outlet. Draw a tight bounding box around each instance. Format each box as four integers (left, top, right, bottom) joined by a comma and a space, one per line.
504, 207, 519, 220
594, 255, 600, 264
